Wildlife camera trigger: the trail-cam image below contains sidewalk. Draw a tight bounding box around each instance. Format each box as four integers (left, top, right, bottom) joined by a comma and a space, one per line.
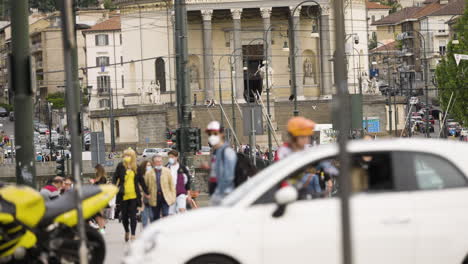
103, 220, 141, 264
103, 194, 209, 264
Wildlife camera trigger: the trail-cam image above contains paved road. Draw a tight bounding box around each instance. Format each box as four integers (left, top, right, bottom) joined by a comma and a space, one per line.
103, 195, 209, 264
103, 220, 139, 264
0, 117, 14, 136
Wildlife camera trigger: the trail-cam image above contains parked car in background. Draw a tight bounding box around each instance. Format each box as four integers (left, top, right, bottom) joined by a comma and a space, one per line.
196, 146, 211, 155
0, 107, 8, 117
37, 124, 48, 134
125, 139, 468, 264
142, 148, 162, 158
8, 112, 14, 121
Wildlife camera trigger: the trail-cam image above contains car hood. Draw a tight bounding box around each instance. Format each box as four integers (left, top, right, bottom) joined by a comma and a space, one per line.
142, 207, 233, 238
125, 207, 234, 262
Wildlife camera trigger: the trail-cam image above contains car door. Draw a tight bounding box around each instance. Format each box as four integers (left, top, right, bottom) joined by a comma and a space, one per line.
402, 152, 468, 264
258, 198, 340, 264
351, 151, 415, 264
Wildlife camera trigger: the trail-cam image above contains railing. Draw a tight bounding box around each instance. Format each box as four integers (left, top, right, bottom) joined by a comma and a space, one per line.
97, 88, 110, 95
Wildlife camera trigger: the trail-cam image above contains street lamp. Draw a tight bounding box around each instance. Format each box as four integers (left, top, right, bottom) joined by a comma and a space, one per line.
218, 48, 242, 129
398, 30, 429, 138
289, 0, 322, 117
375, 41, 393, 135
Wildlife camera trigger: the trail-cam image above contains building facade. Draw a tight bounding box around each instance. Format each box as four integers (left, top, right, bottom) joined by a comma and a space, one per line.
366, 1, 392, 41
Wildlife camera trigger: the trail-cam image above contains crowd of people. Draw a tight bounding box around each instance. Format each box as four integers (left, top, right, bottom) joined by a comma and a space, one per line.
37, 115, 338, 241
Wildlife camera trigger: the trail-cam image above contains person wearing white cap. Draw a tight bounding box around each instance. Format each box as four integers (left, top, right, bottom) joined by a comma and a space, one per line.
205, 121, 237, 205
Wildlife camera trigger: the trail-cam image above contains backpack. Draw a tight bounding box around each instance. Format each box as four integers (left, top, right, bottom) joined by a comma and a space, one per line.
221, 147, 257, 187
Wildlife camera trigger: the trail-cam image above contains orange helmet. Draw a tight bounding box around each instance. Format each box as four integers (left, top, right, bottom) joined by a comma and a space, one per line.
287, 117, 316, 137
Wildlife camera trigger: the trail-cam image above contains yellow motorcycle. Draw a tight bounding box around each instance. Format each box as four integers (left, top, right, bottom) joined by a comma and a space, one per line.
0, 184, 117, 264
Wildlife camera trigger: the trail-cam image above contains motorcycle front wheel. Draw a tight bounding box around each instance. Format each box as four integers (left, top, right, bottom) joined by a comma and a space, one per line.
85, 225, 106, 264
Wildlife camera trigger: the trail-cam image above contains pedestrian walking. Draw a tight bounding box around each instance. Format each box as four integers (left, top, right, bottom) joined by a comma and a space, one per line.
205, 121, 238, 205
113, 148, 149, 242
274, 117, 316, 161
147, 155, 175, 221
139, 160, 154, 227
92, 164, 108, 234
167, 150, 191, 214
40, 176, 63, 201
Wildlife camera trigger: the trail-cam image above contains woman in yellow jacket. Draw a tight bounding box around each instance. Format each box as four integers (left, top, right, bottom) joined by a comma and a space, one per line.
113, 148, 149, 242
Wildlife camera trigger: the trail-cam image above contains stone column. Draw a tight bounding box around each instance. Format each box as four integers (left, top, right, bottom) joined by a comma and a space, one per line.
201, 9, 214, 100
320, 5, 333, 95
290, 6, 304, 99
261, 7, 272, 65
231, 8, 244, 101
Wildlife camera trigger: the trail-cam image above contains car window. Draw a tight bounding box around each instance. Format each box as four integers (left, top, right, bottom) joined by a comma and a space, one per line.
411, 153, 467, 190
253, 152, 395, 205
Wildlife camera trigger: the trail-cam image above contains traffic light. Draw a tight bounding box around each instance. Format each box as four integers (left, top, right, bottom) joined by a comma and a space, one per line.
169, 129, 180, 150
56, 158, 65, 177
187, 128, 201, 152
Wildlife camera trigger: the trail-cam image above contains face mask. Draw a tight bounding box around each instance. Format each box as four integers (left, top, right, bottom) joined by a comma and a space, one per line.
146, 166, 153, 172
168, 158, 176, 165
123, 156, 131, 163
208, 135, 221, 146
155, 165, 162, 170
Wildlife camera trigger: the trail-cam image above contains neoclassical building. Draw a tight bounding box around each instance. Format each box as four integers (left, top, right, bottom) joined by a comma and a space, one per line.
89, 0, 370, 149
113, 0, 369, 105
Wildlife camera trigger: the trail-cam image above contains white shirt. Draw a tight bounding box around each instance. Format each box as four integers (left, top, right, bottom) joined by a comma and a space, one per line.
169, 163, 179, 189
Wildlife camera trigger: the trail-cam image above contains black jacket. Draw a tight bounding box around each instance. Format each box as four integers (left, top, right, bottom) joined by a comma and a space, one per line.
113, 162, 149, 205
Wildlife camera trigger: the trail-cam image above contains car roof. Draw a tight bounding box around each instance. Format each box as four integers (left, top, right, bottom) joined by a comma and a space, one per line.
231, 139, 468, 207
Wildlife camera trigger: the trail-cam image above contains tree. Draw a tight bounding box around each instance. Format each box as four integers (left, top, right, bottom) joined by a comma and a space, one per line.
435, 7, 468, 125
370, 0, 401, 13
29, 0, 99, 13
46, 92, 65, 109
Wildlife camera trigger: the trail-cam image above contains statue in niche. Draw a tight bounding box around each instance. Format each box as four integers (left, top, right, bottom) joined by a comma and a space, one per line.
303, 58, 316, 85
256, 60, 274, 95
138, 86, 144, 104
188, 64, 200, 90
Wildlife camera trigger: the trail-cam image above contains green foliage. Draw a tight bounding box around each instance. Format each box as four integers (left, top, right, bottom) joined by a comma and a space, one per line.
0, 103, 13, 112
435, 7, 468, 125
371, 0, 401, 13
29, 0, 99, 13
29, 0, 57, 13
104, 0, 116, 10
46, 92, 65, 109
369, 33, 378, 50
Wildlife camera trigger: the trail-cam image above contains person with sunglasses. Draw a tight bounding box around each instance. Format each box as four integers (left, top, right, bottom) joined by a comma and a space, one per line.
205, 121, 237, 205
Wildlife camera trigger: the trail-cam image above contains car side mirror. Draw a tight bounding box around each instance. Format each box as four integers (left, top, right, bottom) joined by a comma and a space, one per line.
272, 186, 298, 218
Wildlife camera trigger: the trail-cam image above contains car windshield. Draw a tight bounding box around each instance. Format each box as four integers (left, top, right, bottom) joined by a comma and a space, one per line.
221, 163, 278, 207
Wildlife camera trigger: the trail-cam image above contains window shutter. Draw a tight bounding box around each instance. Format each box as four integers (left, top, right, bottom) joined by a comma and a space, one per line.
95, 35, 98, 46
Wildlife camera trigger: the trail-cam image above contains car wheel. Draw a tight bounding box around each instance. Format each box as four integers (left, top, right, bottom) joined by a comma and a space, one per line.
188, 255, 238, 264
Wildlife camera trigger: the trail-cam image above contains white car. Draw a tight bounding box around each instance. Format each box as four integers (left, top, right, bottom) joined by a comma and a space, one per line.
124, 139, 468, 264
142, 148, 162, 158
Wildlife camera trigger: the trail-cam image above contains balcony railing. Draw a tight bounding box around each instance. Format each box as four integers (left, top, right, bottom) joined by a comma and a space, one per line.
98, 88, 110, 95
31, 42, 42, 53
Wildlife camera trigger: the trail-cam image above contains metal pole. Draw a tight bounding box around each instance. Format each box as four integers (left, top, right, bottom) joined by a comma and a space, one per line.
423, 40, 430, 138
174, 0, 192, 166
218, 56, 224, 127
264, 31, 272, 162
408, 72, 413, 137
289, 1, 322, 117
332, 1, 353, 264
394, 90, 398, 136
59, 1, 87, 263
11, 0, 36, 187
109, 31, 117, 152
388, 62, 392, 135
251, 107, 256, 166
48, 103, 53, 157
229, 57, 237, 144
289, 13, 299, 116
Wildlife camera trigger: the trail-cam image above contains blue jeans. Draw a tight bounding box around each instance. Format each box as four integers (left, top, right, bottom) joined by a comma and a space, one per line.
152, 193, 169, 221
141, 205, 153, 227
